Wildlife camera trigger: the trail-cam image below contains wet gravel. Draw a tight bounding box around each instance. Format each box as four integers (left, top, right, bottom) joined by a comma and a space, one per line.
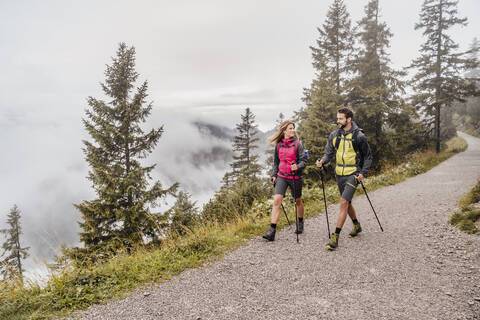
68, 132, 480, 320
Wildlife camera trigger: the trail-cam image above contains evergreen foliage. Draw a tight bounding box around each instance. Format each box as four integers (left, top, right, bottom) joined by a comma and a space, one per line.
71, 43, 178, 260
0, 205, 29, 282
408, 0, 479, 152
222, 108, 262, 185
163, 191, 199, 236
312, 0, 354, 96
201, 177, 271, 223
347, 0, 417, 167
204, 108, 268, 223
297, 0, 353, 179
452, 38, 480, 136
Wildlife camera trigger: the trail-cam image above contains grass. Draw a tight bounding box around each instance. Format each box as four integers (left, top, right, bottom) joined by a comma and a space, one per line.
450, 179, 480, 234
0, 135, 468, 320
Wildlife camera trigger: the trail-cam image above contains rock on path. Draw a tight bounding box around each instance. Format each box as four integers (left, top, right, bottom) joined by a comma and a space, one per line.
70, 132, 480, 320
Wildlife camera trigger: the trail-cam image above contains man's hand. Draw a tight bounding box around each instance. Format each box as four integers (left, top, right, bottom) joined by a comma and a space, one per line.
316, 159, 323, 168
270, 176, 276, 185
356, 174, 364, 182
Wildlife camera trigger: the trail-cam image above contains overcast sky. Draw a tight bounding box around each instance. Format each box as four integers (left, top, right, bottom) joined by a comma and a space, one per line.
0, 0, 478, 279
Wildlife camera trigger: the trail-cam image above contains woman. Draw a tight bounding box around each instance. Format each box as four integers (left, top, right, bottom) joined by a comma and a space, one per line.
263, 120, 306, 241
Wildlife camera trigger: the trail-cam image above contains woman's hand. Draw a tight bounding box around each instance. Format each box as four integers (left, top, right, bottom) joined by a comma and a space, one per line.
291, 164, 298, 171
270, 176, 276, 184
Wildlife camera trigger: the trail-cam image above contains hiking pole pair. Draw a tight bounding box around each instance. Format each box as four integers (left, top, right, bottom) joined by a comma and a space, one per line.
358, 181, 384, 232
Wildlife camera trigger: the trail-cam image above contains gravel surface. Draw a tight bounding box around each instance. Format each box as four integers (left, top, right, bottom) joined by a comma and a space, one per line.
68, 132, 480, 320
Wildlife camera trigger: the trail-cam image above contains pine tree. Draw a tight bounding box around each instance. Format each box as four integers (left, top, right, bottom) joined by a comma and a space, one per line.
312, 0, 354, 96
297, 0, 353, 179
74, 43, 178, 256
0, 205, 29, 282
297, 53, 338, 171
408, 0, 479, 152
223, 107, 261, 184
347, 0, 408, 165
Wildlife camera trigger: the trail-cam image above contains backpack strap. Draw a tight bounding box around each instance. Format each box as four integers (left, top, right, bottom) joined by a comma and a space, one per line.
352, 129, 363, 153
334, 130, 342, 150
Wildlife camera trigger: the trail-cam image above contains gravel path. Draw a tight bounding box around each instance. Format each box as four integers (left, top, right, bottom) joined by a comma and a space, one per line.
70, 132, 480, 320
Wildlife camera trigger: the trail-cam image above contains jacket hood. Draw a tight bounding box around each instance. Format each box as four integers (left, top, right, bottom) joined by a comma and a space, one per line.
343, 121, 359, 134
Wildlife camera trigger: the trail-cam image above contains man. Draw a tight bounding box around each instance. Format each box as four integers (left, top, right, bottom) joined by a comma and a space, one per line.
316, 107, 372, 251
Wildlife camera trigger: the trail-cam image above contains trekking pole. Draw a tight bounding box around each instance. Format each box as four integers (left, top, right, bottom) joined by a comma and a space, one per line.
281, 203, 292, 226
292, 162, 299, 243
359, 181, 384, 232
318, 163, 331, 239
273, 179, 291, 226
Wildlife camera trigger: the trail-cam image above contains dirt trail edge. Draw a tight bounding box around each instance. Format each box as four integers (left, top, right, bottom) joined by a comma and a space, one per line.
70, 132, 480, 320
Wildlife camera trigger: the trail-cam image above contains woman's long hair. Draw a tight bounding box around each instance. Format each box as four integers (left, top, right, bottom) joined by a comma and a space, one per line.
267, 120, 298, 145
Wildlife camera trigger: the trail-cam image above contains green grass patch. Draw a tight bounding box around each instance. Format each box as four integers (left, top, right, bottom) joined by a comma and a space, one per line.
0, 135, 468, 320
450, 179, 480, 234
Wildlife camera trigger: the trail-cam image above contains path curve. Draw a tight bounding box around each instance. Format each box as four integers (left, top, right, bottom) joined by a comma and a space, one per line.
71, 132, 480, 320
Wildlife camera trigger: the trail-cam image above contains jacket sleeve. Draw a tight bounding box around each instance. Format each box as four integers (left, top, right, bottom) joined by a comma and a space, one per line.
271, 144, 279, 178
321, 131, 336, 165
358, 133, 372, 176
296, 141, 306, 170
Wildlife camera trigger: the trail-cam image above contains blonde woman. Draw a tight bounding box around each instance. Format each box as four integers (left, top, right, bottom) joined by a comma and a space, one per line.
263, 121, 307, 241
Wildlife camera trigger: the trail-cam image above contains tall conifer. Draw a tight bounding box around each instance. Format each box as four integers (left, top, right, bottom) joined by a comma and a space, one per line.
75, 43, 177, 255
297, 0, 353, 177
0, 205, 29, 282
408, 0, 479, 152
223, 108, 261, 184
347, 0, 407, 164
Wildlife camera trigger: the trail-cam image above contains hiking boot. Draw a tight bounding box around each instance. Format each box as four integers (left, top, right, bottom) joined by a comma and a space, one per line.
326, 233, 339, 251
349, 223, 362, 238
295, 220, 304, 234
262, 227, 276, 241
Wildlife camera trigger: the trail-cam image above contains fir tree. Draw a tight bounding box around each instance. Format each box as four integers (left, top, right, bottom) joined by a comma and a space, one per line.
0, 205, 29, 282
312, 0, 354, 96
347, 0, 408, 165
222, 108, 261, 185
297, 0, 353, 179
297, 52, 338, 171
408, 0, 479, 152
74, 43, 178, 256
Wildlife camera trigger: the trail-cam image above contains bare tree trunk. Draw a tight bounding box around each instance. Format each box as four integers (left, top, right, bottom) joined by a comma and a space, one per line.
435, 104, 441, 153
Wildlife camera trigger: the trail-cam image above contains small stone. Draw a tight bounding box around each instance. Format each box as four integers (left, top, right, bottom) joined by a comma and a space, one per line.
143, 291, 151, 297
474, 297, 480, 302
445, 292, 452, 296
468, 300, 475, 306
